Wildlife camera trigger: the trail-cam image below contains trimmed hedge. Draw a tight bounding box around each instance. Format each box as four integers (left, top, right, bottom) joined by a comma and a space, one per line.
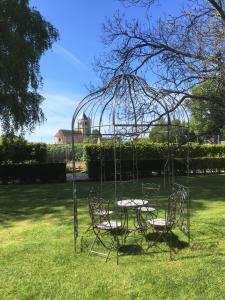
47, 144, 83, 162
87, 158, 225, 180
0, 142, 47, 163
87, 159, 165, 180
0, 163, 66, 184
189, 157, 225, 174
84, 142, 225, 161
84, 143, 225, 180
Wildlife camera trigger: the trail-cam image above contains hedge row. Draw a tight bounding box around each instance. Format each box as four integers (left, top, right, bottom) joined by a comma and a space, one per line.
0, 142, 83, 164
0, 142, 47, 163
84, 143, 225, 180
47, 144, 83, 162
0, 163, 66, 184
87, 158, 225, 180
84, 142, 225, 161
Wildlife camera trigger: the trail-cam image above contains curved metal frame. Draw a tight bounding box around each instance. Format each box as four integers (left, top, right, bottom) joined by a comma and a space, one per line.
71, 74, 190, 251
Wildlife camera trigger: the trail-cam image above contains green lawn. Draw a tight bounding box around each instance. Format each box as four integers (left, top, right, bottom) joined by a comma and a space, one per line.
1, 175, 225, 299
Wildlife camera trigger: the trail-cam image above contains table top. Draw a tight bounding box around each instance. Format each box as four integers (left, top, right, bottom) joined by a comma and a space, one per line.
117, 199, 148, 208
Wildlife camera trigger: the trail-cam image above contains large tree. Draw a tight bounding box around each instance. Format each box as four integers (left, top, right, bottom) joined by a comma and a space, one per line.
148, 118, 188, 143
0, 0, 59, 134
96, 0, 225, 111
186, 80, 225, 135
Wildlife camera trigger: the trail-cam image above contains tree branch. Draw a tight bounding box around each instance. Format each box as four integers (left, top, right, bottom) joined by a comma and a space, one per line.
208, 0, 225, 21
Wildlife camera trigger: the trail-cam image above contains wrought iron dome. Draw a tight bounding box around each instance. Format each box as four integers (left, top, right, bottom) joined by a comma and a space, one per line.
71, 74, 190, 251
71, 74, 189, 139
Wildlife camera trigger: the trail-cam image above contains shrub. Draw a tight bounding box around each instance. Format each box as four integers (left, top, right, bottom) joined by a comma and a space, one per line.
47, 144, 83, 162
84, 142, 225, 180
0, 163, 66, 184
32, 143, 47, 162
0, 139, 47, 163
84, 142, 225, 161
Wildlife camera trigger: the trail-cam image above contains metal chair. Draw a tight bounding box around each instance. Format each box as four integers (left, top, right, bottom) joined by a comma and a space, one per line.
80, 187, 103, 237
138, 183, 160, 228
145, 191, 179, 258
141, 182, 160, 197
88, 194, 121, 263
173, 183, 190, 243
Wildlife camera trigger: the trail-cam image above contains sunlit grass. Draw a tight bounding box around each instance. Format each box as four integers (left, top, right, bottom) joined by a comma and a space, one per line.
1, 175, 225, 299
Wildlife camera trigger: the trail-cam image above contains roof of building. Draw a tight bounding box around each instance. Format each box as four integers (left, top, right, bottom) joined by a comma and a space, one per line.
79, 112, 89, 120
54, 129, 81, 137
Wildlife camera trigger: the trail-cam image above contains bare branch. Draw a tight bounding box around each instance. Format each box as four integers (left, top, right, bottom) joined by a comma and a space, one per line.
96, 0, 225, 94
208, 0, 225, 21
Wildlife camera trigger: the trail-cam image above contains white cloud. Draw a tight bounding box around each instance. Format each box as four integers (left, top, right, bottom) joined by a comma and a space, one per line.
54, 45, 88, 69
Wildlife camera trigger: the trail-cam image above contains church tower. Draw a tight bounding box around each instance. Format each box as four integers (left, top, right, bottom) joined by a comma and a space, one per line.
78, 112, 91, 136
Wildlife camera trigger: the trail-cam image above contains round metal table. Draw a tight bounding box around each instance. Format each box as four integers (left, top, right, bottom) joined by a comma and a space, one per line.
117, 199, 148, 240
117, 199, 148, 208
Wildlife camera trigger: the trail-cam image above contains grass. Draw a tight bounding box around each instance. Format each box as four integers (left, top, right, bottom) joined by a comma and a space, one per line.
1, 175, 225, 299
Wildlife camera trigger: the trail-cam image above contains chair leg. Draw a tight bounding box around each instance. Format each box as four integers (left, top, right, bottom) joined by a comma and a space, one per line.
149, 227, 164, 249
168, 232, 173, 260
107, 234, 120, 264
89, 233, 118, 263
105, 244, 112, 263
80, 235, 84, 252
167, 231, 177, 260
105, 235, 119, 263
146, 227, 168, 252
89, 236, 98, 256
88, 228, 121, 264
115, 235, 120, 265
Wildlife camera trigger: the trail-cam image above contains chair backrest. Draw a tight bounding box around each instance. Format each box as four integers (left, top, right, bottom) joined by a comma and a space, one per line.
116, 180, 140, 199
173, 183, 190, 234
88, 186, 101, 199
142, 182, 160, 200
88, 191, 110, 226
166, 191, 179, 226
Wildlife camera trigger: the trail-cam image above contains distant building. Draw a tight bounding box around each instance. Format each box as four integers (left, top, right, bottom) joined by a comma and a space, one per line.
77, 112, 91, 136
54, 112, 91, 144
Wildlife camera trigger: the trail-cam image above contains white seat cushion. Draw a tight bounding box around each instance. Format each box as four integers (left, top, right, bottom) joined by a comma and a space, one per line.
140, 206, 156, 212
96, 221, 121, 230
147, 218, 170, 227
93, 210, 113, 216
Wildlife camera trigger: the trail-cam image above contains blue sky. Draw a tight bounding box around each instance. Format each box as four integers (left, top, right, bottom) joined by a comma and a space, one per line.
27, 0, 185, 143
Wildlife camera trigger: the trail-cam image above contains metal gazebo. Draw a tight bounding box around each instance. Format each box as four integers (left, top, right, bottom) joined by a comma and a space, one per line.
71, 74, 190, 253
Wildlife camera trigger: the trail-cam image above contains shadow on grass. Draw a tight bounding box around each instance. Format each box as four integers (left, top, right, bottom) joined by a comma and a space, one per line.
119, 244, 143, 255
1, 174, 225, 228
0, 182, 87, 227
144, 232, 189, 250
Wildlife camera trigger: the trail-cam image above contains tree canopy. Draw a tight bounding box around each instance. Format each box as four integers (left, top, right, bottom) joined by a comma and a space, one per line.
83, 129, 101, 144
186, 80, 225, 136
148, 119, 189, 143
0, 0, 59, 134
